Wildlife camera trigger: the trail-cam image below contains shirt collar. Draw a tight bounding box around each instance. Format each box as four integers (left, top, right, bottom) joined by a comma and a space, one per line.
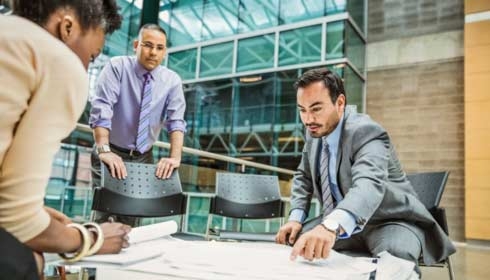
322, 112, 344, 151
133, 57, 158, 81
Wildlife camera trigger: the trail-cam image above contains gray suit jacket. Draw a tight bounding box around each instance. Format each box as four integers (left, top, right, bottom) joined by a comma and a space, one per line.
290, 110, 456, 265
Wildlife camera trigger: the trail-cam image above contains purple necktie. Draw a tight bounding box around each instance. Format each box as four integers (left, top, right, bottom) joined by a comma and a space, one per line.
135, 72, 153, 153
320, 139, 335, 217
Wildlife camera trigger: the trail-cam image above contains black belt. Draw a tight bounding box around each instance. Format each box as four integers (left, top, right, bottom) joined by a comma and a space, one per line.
110, 144, 149, 157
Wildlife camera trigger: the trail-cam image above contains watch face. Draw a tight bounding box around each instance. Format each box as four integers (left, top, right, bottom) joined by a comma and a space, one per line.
97, 145, 110, 154
323, 219, 339, 231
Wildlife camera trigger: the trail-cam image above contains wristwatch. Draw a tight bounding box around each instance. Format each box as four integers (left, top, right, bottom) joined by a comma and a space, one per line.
96, 144, 111, 155
321, 218, 340, 238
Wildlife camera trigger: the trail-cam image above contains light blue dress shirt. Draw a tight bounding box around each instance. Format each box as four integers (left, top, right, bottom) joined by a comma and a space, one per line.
89, 56, 186, 150
289, 114, 359, 238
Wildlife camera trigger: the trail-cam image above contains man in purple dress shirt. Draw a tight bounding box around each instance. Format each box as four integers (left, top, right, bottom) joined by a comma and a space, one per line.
89, 24, 186, 226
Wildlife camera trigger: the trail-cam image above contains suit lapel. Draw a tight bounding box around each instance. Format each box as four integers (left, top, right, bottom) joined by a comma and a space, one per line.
336, 110, 350, 196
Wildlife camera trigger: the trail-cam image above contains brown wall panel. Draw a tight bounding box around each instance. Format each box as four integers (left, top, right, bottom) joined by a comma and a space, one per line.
465, 101, 490, 131
465, 128, 490, 160
466, 160, 490, 189
367, 60, 465, 241
465, 21, 490, 47
465, 45, 490, 74
466, 218, 490, 239
465, 72, 490, 102
465, 190, 490, 218
465, 0, 490, 14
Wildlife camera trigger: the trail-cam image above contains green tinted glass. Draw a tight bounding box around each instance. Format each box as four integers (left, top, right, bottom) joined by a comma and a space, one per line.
346, 21, 365, 74
326, 21, 345, 60
168, 49, 197, 80
344, 65, 363, 113
200, 42, 234, 77
279, 25, 322, 66
237, 34, 275, 72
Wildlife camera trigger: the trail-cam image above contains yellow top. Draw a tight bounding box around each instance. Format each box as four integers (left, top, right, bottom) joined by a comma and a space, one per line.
0, 15, 88, 242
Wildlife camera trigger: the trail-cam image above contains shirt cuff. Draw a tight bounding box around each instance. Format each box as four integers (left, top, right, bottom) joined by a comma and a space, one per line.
288, 209, 307, 223
166, 120, 187, 133
89, 119, 111, 130
326, 209, 357, 239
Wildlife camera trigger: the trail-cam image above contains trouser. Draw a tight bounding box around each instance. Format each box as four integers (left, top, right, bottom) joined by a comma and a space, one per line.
90, 144, 153, 227
0, 228, 39, 280
334, 223, 422, 275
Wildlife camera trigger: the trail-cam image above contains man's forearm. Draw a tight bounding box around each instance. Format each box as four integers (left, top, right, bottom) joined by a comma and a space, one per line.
93, 126, 110, 146
169, 130, 184, 160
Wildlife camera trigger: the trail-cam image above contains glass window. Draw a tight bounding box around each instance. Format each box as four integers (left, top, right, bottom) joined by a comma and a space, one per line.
237, 34, 275, 72
238, 0, 279, 33
326, 20, 345, 60
235, 74, 275, 128
347, 0, 365, 34
192, 80, 234, 135
168, 49, 197, 80
326, 0, 347, 14
199, 42, 234, 78
104, 0, 141, 56
343, 65, 363, 113
168, 0, 203, 46
201, 0, 239, 40
279, 0, 325, 24
346, 21, 365, 75
279, 25, 322, 67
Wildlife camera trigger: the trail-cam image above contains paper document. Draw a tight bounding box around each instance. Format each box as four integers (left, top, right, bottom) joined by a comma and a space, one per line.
128, 220, 178, 244
75, 220, 178, 266
375, 251, 418, 280
125, 241, 376, 280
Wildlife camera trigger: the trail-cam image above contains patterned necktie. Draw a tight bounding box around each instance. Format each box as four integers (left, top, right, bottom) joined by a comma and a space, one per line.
135, 72, 153, 153
320, 139, 335, 217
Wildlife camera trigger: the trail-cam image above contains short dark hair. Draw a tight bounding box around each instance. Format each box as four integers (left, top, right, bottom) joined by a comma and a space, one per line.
138, 23, 167, 39
13, 0, 122, 34
294, 68, 346, 104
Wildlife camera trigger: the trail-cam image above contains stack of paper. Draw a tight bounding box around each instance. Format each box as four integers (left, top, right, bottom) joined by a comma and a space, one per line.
77, 220, 178, 266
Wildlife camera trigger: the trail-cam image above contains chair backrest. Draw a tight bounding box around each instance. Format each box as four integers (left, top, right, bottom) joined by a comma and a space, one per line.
407, 171, 449, 209
211, 172, 284, 219
92, 162, 186, 217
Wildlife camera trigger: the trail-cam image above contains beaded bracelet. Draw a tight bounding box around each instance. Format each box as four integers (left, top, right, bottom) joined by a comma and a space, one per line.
83, 222, 104, 256
58, 223, 91, 263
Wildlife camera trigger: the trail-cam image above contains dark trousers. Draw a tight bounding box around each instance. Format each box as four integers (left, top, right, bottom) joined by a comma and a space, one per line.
0, 228, 39, 280
90, 144, 153, 227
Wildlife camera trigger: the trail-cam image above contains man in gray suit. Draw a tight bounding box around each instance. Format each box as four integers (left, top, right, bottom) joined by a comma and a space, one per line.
275, 68, 455, 272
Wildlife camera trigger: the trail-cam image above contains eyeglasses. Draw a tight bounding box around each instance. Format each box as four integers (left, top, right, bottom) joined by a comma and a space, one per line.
140, 41, 166, 52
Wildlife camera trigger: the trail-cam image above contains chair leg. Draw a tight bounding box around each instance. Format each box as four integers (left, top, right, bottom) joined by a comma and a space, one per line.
205, 214, 213, 241
447, 256, 455, 280
179, 214, 185, 233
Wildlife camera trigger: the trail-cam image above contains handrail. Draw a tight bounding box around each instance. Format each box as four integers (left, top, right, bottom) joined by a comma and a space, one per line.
75, 123, 295, 176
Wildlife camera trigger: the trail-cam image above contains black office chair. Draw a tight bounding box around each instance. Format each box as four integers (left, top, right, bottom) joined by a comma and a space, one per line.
296, 172, 455, 279
407, 171, 455, 280
205, 172, 285, 241
91, 162, 187, 230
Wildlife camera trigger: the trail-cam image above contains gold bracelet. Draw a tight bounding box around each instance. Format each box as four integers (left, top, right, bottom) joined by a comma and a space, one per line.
83, 222, 104, 256
58, 223, 91, 263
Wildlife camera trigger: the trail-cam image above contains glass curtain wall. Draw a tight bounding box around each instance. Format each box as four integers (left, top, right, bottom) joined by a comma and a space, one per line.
160, 0, 365, 174
66, 0, 366, 172
46, 0, 366, 235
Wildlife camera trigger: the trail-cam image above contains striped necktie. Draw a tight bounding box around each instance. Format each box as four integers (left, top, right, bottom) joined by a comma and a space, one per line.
135, 72, 153, 153
320, 139, 335, 217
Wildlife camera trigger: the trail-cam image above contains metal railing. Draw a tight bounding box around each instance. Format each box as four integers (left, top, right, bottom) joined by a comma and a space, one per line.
75, 123, 295, 176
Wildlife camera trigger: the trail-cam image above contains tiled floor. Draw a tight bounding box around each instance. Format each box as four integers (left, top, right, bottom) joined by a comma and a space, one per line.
421, 243, 490, 280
